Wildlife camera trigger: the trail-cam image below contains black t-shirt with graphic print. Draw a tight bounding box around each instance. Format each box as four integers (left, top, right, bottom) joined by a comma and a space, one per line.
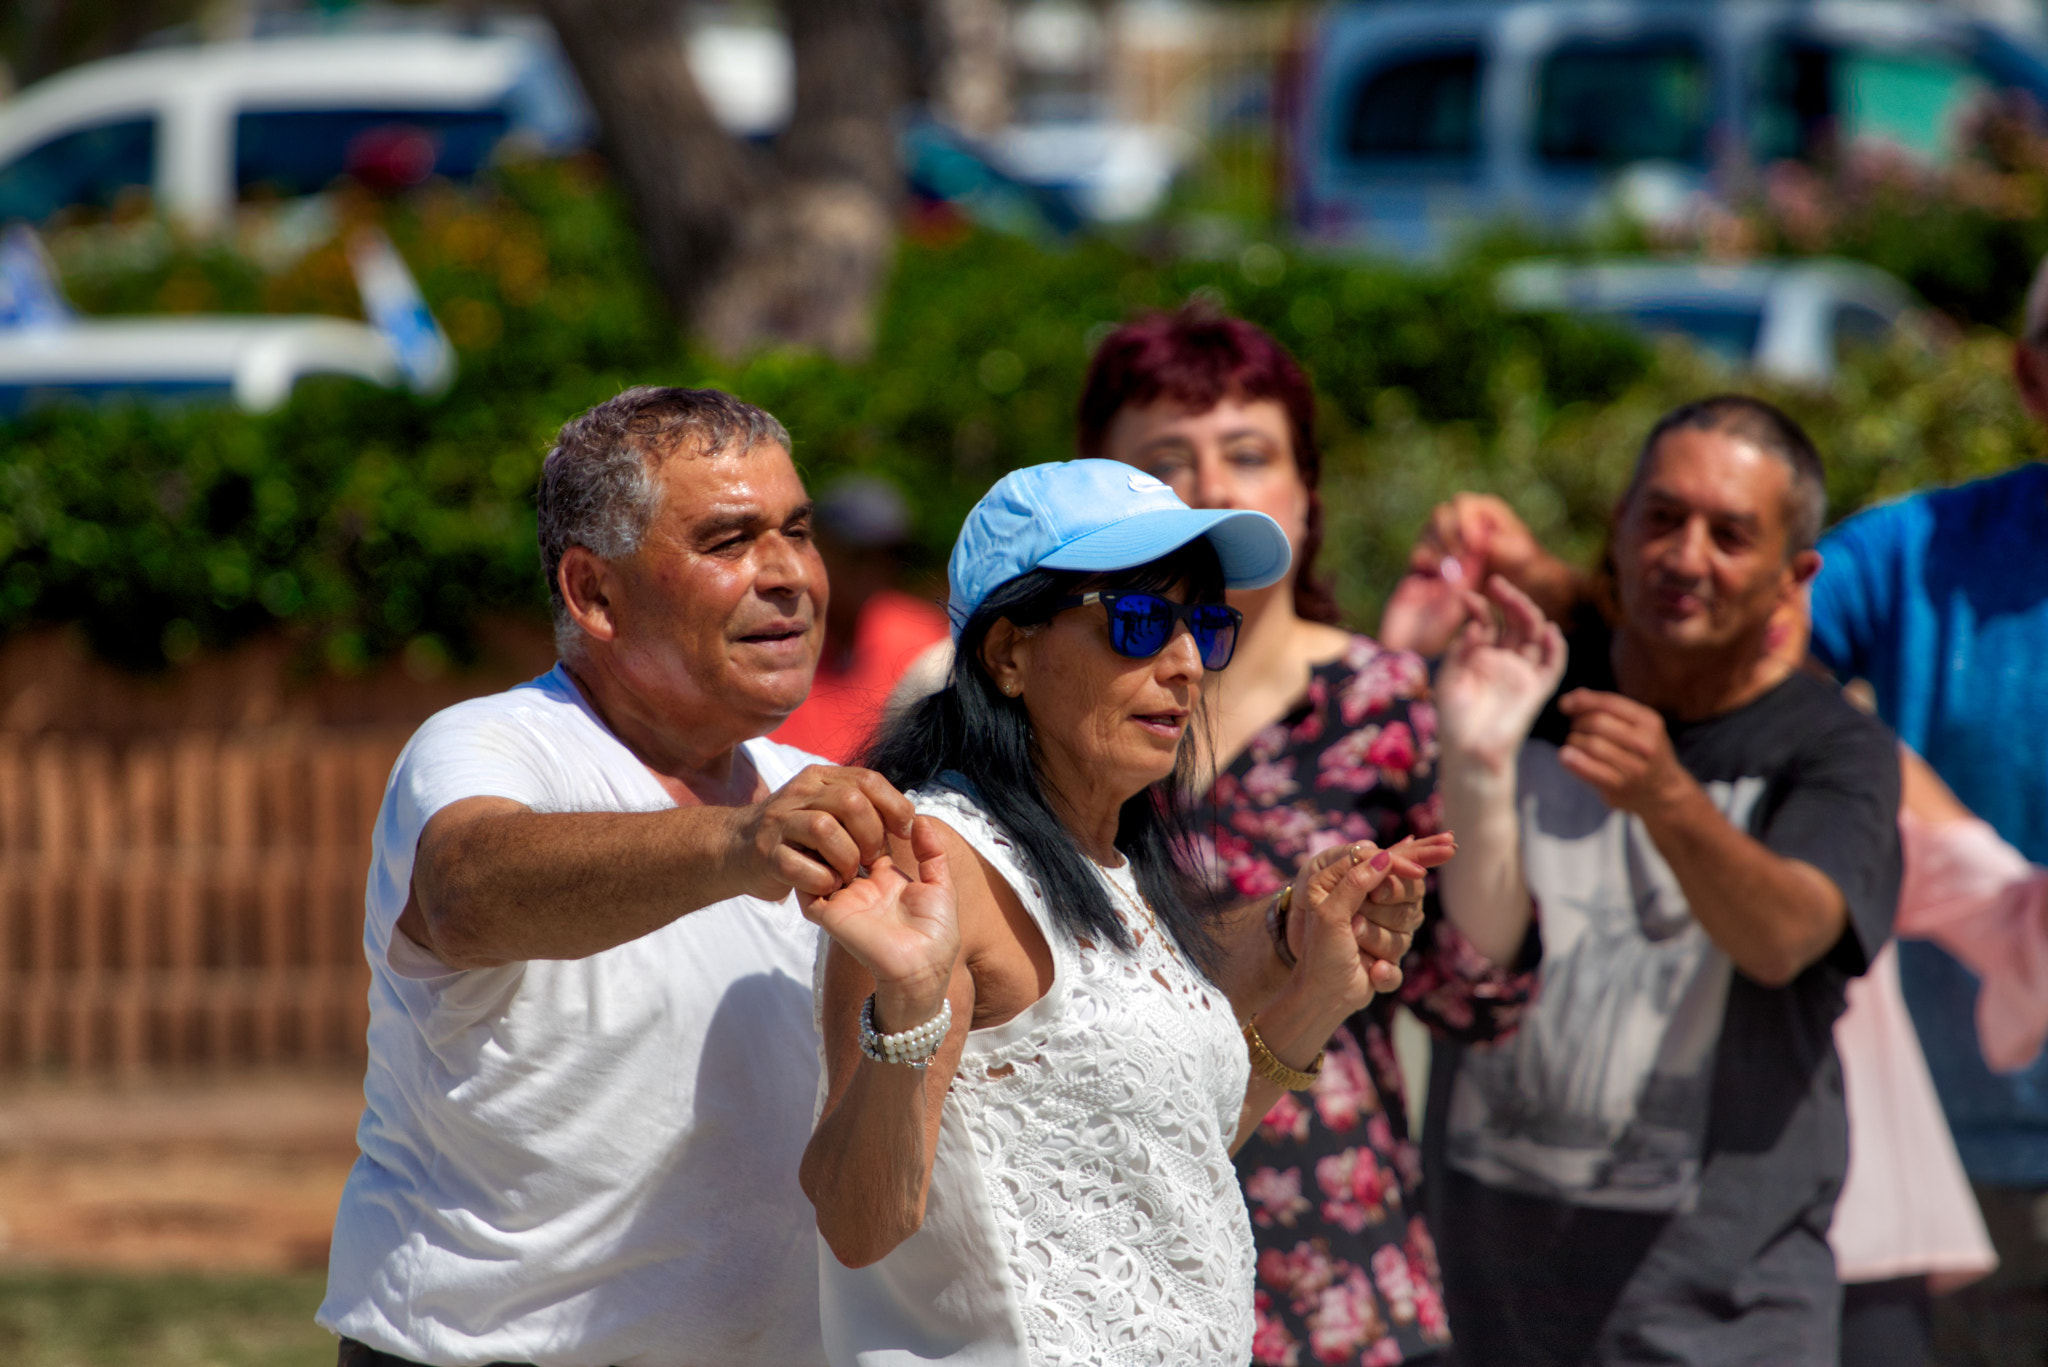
1426, 624, 1901, 1367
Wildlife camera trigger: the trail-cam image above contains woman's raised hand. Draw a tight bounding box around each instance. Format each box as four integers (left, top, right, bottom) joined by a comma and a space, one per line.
1436, 574, 1568, 767
801, 815, 960, 1030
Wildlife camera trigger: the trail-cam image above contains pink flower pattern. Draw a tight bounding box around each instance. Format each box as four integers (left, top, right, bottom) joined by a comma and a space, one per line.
1246, 1165, 1314, 1228
1309, 1268, 1386, 1364
1313, 724, 1384, 794
1315, 1145, 1395, 1233
1253, 1290, 1304, 1367
1371, 1243, 1418, 1324
1259, 1091, 1314, 1145
1312, 1030, 1376, 1132
1213, 636, 1536, 1366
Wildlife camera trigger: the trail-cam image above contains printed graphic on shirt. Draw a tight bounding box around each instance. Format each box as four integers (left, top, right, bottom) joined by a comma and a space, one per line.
1445, 743, 1764, 1213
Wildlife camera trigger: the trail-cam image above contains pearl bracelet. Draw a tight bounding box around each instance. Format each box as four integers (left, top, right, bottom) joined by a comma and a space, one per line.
859, 993, 952, 1069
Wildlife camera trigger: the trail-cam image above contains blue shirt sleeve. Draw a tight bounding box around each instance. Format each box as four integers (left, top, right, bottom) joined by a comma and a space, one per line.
1810, 497, 1915, 683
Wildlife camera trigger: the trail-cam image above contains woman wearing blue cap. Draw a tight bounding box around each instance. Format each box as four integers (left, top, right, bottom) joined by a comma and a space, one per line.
797, 459, 1454, 1365
1082, 306, 1535, 1364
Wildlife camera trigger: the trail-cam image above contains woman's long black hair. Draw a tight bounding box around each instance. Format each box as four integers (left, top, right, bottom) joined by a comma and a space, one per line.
859, 538, 1229, 979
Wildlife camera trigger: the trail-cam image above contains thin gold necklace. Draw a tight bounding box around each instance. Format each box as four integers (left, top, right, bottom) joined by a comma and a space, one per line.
1107, 871, 1158, 932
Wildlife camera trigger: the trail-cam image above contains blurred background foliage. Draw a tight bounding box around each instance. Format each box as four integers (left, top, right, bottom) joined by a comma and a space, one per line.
1, 153, 2040, 674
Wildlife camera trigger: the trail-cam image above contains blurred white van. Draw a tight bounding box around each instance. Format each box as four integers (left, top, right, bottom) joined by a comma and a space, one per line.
0, 22, 792, 232
1495, 256, 1921, 384
0, 223, 452, 413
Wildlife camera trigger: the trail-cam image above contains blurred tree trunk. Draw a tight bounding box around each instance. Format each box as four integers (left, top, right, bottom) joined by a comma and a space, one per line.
7, 0, 204, 87
540, 0, 905, 362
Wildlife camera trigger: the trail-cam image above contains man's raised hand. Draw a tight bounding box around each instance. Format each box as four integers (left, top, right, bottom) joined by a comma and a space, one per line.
1381, 495, 1550, 656
730, 766, 917, 901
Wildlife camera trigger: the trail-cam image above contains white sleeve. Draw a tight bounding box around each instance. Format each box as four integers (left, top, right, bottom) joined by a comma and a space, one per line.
369, 701, 564, 978
745, 737, 835, 789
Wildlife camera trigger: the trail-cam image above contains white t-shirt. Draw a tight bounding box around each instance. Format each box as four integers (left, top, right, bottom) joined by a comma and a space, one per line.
318, 665, 831, 1367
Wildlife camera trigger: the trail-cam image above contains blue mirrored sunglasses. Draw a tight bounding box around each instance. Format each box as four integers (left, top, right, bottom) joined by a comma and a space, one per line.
1054, 591, 1243, 669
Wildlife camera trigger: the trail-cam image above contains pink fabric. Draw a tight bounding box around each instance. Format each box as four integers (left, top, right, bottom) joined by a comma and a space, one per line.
1829, 941, 1996, 1285
1827, 808, 2048, 1287
1897, 810, 2048, 1074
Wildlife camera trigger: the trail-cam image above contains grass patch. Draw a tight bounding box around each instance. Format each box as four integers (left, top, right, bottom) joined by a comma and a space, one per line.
0, 1272, 333, 1367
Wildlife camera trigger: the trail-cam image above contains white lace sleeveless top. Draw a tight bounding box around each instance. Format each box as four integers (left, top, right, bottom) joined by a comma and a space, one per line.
815, 785, 1255, 1367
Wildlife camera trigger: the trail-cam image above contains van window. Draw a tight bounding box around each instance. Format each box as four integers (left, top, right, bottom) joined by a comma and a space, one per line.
0, 118, 155, 222
1834, 302, 1894, 363
1759, 42, 1990, 164
236, 108, 512, 197
1536, 38, 1710, 167
1619, 304, 1762, 364
1345, 47, 1483, 162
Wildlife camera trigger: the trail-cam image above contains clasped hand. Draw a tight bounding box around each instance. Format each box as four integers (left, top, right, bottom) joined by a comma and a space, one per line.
731, 765, 917, 900
729, 766, 959, 1030
800, 815, 960, 1032
1284, 833, 1457, 1010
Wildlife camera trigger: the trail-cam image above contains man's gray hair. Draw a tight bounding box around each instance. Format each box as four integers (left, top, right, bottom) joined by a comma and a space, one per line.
537, 386, 791, 653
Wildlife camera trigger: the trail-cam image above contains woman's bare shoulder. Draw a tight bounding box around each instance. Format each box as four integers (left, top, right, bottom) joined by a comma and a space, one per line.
913, 811, 1055, 1020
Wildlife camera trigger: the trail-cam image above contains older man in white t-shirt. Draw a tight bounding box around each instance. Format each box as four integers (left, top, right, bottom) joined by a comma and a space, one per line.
319, 387, 913, 1367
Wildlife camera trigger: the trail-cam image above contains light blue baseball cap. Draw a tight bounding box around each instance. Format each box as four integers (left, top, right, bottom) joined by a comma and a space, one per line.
946, 459, 1292, 639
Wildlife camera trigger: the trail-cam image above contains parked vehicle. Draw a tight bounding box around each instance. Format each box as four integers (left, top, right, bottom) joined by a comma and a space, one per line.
0, 18, 794, 232
0, 16, 1187, 240
1496, 256, 1919, 383
0, 223, 452, 412
0, 30, 566, 231
1287, 0, 2048, 255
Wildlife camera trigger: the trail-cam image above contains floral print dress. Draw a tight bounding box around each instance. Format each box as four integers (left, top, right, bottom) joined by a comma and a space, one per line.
1188, 637, 1536, 1367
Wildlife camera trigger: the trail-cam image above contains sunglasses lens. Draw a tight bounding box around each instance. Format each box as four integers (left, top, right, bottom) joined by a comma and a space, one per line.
1109, 595, 1173, 658
1190, 606, 1239, 668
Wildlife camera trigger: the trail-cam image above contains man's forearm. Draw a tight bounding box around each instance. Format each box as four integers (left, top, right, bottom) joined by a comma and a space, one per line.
1517, 551, 1590, 626
413, 805, 755, 968
1436, 752, 1533, 966
1639, 785, 1847, 987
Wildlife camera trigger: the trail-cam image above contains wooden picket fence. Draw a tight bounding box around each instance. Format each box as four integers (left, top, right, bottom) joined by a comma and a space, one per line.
0, 729, 407, 1074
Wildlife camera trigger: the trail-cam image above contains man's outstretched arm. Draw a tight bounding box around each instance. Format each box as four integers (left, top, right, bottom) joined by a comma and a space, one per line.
401, 766, 915, 969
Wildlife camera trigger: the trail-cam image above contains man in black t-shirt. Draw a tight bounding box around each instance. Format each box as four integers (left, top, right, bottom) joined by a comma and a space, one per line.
1426, 396, 1901, 1364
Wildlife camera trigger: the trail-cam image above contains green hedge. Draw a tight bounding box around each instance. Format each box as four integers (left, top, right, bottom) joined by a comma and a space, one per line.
1611, 108, 2048, 332
3, 158, 2038, 673
2, 161, 1650, 670
1322, 333, 2037, 617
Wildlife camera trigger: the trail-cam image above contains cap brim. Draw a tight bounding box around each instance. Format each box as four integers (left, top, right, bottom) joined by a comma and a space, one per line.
1037, 507, 1291, 590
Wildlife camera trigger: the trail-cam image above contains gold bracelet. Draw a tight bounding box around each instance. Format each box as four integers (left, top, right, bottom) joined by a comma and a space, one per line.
1243, 1016, 1323, 1090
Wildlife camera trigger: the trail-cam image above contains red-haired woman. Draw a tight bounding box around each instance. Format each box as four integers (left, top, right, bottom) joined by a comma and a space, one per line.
1083, 305, 1534, 1366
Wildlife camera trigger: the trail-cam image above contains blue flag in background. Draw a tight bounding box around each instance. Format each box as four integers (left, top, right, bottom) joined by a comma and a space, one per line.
0, 224, 73, 330
346, 227, 454, 396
